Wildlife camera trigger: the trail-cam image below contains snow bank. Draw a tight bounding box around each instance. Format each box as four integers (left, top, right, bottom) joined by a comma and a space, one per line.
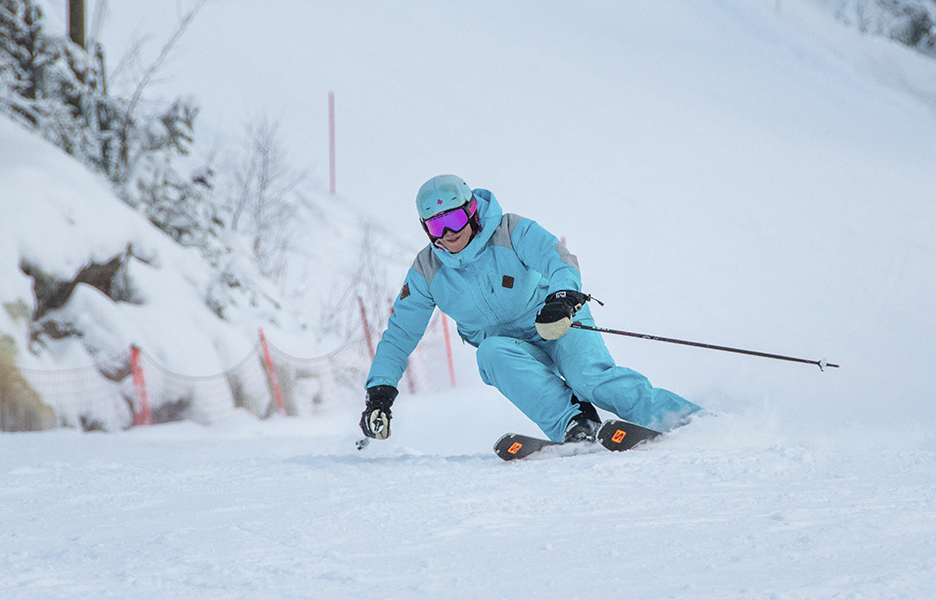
0, 117, 258, 372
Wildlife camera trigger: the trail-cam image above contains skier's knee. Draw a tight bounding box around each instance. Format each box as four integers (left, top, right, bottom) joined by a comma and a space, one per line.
476, 337, 529, 384
476, 336, 514, 365
476, 337, 506, 382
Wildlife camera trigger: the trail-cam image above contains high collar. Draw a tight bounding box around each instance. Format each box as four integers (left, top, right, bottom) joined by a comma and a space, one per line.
429, 188, 502, 269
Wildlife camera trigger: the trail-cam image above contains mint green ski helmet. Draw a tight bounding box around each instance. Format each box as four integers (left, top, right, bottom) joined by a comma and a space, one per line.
416, 174, 473, 221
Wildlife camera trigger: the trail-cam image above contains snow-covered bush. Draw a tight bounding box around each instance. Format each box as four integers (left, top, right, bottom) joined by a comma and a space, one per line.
220, 116, 302, 280
819, 0, 936, 56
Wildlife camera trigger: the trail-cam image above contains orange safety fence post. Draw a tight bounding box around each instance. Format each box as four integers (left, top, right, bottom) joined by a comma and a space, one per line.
328, 91, 337, 195
358, 296, 376, 361
129, 345, 152, 426
441, 312, 457, 388
388, 299, 416, 394
258, 327, 287, 415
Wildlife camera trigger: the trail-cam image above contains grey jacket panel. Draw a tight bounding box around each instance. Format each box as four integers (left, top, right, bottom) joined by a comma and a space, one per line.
489, 213, 524, 250
555, 241, 579, 270
412, 244, 443, 288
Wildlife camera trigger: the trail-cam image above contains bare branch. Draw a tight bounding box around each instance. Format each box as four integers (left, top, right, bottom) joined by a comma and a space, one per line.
115, 0, 207, 178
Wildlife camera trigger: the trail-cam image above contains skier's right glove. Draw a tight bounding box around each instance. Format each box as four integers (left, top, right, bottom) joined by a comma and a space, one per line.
359, 385, 398, 440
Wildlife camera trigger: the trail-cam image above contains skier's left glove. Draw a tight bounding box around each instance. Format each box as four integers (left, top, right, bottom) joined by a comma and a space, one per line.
535, 290, 590, 340
360, 385, 398, 440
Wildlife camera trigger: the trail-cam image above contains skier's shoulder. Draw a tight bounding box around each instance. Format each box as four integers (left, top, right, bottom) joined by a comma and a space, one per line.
411, 243, 442, 284
489, 212, 529, 249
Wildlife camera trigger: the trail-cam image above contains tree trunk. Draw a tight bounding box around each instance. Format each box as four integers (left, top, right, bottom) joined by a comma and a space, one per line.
69, 0, 85, 48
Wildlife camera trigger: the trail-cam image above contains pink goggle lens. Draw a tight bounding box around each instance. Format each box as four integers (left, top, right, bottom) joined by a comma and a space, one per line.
423, 198, 477, 238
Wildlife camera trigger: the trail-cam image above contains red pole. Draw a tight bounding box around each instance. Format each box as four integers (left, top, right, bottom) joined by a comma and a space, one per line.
258, 328, 287, 415
441, 313, 456, 387
358, 296, 375, 360
389, 300, 416, 393
328, 91, 336, 195
130, 345, 151, 426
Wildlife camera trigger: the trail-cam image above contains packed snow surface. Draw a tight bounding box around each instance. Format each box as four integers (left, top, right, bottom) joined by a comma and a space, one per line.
2, 395, 935, 599
4, 0, 936, 598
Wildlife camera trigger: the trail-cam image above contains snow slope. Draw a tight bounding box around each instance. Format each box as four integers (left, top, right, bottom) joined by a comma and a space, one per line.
2, 396, 935, 599
3, 0, 936, 598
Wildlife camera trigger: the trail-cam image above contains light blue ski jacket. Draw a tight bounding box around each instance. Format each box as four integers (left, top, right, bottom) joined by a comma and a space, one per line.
366, 189, 582, 389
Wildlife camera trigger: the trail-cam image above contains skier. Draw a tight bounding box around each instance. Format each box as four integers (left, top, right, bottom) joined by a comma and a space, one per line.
360, 174, 701, 444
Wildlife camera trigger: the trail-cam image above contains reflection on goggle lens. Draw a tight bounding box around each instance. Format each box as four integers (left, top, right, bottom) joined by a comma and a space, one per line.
422, 198, 477, 238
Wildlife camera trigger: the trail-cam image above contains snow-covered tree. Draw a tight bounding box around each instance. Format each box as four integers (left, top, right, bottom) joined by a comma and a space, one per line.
0, 0, 49, 127
0, 0, 221, 259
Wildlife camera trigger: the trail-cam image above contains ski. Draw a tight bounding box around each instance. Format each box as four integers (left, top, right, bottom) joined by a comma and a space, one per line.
493, 432, 558, 460
493, 433, 600, 461
494, 419, 662, 461
596, 419, 662, 451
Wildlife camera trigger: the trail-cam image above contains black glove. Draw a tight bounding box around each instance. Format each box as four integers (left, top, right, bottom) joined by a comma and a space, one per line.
535, 290, 590, 340
360, 385, 398, 439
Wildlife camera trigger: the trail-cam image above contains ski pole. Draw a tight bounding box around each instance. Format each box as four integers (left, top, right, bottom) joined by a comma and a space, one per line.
570, 322, 839, 371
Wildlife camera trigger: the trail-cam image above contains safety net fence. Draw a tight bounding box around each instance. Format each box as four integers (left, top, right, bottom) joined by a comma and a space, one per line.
0, 310, 457, 432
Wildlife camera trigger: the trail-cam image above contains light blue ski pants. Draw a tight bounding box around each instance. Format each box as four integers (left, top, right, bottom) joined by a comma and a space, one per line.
476, 315, 701, 442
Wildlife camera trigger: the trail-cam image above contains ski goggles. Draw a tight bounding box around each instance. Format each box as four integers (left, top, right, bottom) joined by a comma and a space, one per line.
421, 197, 477, 238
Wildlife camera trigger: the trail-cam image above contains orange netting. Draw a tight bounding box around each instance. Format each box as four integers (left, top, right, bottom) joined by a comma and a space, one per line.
1, 310, 457, 432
